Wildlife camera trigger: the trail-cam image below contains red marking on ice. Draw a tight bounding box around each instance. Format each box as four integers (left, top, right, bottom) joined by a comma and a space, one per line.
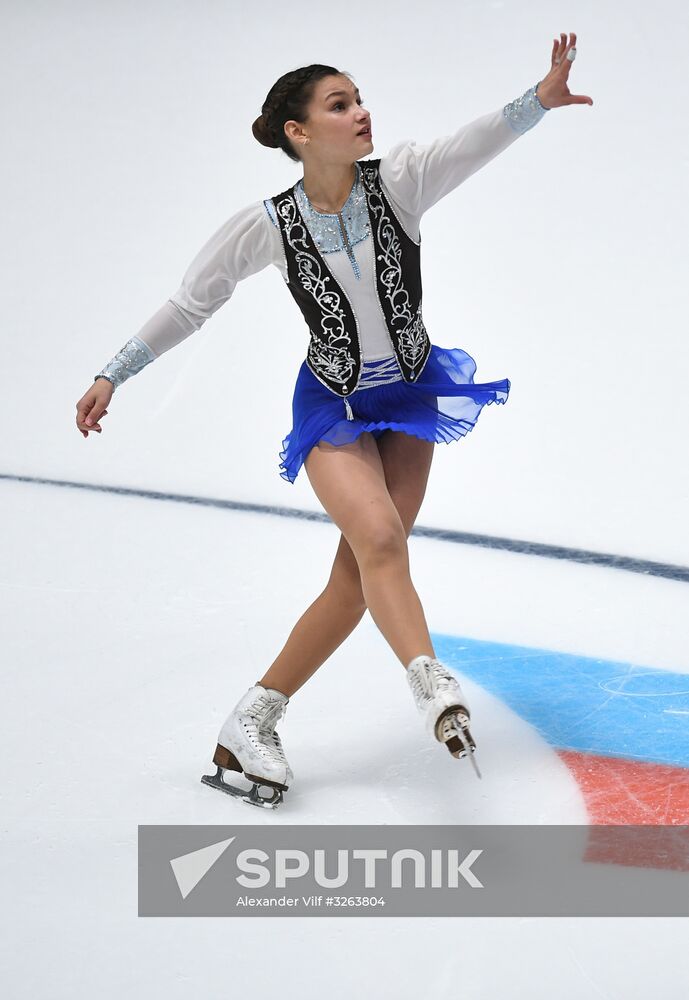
558, 749, 689, 870
558, 749, 689, 824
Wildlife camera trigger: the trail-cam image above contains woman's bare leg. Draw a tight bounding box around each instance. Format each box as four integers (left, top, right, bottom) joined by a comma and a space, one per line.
258, 431, 436, 696
257, 558, 367, 698
258, 430, 435, 697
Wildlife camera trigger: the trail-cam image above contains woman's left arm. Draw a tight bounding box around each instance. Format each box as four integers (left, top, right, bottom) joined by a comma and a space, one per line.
380, 32, 592, 219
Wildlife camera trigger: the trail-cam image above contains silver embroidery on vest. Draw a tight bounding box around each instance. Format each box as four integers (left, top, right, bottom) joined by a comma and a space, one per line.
271, 160, 431, 395
359, 163, 431, 380
275, 193, 361, 392
266, 177, 369, 284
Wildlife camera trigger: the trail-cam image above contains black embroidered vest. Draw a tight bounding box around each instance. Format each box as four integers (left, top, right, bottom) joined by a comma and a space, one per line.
270, 159, 432, 397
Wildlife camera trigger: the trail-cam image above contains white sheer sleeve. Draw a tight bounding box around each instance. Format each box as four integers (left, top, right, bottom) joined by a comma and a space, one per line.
94, 200, 273, 388
379, 83, 549, 220
167, 200, 272, 331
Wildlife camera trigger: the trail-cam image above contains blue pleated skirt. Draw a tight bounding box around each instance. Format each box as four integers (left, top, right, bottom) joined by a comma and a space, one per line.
278, 343, 510, 484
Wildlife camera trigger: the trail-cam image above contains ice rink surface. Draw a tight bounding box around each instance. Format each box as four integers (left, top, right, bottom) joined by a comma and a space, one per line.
2, 1, 688, 997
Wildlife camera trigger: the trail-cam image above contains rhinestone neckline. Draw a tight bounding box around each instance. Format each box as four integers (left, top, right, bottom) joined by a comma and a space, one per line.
296, 162, 362, 217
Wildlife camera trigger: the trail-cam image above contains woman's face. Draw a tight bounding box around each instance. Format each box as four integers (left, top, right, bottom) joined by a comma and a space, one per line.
290, 75, 373, 161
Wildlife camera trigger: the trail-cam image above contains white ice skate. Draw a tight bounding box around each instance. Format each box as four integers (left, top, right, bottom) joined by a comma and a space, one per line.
200, 684, 293, 808
406, 655, 481, 779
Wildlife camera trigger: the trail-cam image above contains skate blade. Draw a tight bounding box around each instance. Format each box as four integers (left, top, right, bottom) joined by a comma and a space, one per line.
437, 711, 482, 780
201, 766, 284, 809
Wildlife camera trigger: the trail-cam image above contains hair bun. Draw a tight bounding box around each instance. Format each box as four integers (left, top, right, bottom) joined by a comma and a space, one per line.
252, 64, 344, 162
252, 113, 278, 149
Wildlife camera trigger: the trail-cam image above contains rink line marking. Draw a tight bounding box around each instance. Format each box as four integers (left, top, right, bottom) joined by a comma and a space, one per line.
2, 472, 688, 583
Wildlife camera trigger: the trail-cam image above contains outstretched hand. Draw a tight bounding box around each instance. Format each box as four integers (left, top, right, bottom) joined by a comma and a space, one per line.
536, 32, 593, 109
76, 379, 113, 437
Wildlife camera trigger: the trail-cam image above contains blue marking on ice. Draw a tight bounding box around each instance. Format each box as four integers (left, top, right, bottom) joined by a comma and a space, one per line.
431, 633, 689, 769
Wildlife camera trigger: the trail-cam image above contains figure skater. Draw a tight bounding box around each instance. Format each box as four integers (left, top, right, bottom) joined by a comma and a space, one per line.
76, 33, 592, 808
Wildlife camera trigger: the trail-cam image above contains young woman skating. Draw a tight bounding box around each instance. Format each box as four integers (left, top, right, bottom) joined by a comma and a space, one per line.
76, 34, 592, 807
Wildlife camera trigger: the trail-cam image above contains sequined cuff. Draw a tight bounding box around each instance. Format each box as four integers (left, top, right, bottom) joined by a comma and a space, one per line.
502, 83, 549, 135
94, 336, 156, 389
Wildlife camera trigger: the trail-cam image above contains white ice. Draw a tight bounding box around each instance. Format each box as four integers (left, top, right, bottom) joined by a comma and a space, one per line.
1, 1, 688, 997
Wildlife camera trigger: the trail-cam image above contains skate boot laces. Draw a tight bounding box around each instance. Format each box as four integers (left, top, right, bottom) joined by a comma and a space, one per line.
427, 659, 458, 696
259, 698, 288, 757
408, 656, 462, 709
241, 691, 288, 763
258, 695, 287, 733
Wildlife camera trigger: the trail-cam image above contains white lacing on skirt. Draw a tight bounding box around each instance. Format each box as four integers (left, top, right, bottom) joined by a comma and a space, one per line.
358, 353, 403, 388
342, 354, 403, 420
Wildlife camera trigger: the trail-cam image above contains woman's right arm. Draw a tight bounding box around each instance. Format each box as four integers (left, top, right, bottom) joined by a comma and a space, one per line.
378, 84, 550, 223
76, 200, 273, 436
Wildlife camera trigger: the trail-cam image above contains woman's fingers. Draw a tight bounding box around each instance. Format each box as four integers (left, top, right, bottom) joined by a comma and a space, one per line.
559, 33, 591, 103
84, 404, 99, 427
88, 408, 108, 431
85, 405, 107, 426
556, 32, 567, 62
76, 399, 108, 435
554, 31, 576, 68
551, 38, 559, 68
566, 93, 594, 106
76, 403, 93, 432
541, 32, 592, 109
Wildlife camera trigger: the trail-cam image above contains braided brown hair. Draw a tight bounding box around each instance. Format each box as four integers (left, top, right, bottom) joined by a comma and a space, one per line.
252, 64, 350, 162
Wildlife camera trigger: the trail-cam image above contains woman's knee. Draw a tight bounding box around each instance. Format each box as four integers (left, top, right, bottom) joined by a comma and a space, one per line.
355, 518, 408, 568
304, 431, 408, 568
